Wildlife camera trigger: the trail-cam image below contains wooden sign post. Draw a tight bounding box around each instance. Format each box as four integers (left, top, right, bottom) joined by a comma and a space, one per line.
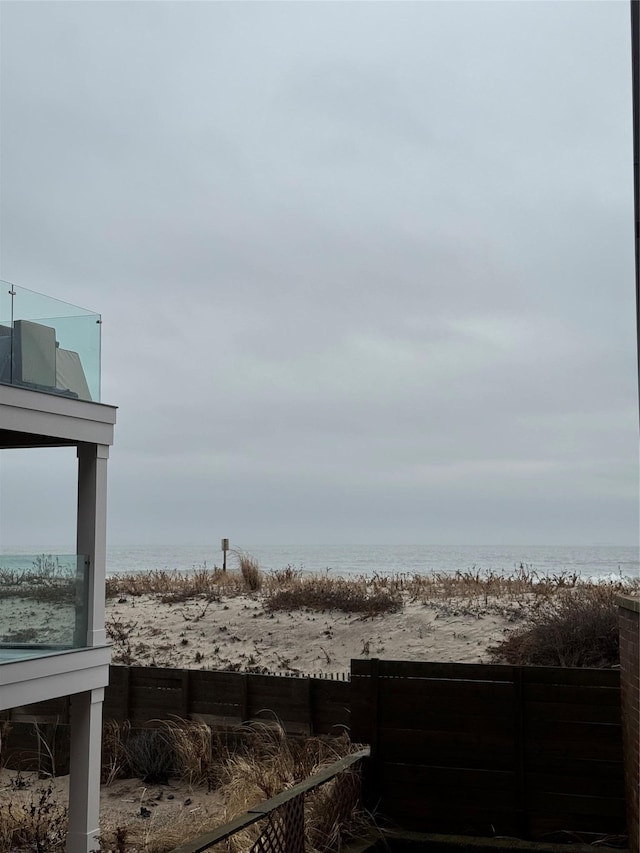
221, 538, 229, 572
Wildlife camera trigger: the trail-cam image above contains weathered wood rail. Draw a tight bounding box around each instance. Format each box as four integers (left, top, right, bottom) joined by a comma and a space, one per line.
169, 748, 369, 853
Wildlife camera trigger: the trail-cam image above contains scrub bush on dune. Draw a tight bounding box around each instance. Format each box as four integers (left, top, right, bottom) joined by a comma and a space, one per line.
0, 784, 67, 853
265, 575, 402, 616
488, 584, 625, 667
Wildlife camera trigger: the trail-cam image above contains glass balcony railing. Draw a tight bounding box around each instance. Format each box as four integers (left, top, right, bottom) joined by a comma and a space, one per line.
0, 554, 89, 662
0, 282, 101, 402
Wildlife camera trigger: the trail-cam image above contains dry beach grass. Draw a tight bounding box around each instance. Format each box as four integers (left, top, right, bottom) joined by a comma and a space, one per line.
101, 560, 638, 673
0, 720, 364, 853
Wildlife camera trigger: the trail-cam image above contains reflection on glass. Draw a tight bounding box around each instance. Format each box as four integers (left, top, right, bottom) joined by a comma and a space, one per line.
0, 281, 101, 402
0, 554, 89, 662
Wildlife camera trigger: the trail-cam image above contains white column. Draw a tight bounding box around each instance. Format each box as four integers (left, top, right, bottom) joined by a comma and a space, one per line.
69, 443, 109, 853
67, 688, 104, 853
77, 443, 109, 647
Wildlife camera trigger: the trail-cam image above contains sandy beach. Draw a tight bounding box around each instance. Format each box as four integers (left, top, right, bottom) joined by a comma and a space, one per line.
104, 589, 522, 675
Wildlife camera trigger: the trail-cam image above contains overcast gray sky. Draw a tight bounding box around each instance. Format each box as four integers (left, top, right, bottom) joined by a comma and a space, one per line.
0, 0, 637, 550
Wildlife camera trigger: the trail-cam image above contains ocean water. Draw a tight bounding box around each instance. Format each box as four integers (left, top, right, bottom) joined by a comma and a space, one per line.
99, 543, 639, 582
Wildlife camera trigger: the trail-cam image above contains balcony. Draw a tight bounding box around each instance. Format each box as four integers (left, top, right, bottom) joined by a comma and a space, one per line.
0, 554, 90, 664
0, 282, 100, 402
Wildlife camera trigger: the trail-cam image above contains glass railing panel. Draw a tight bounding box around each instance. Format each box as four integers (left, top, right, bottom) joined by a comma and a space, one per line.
0, 554, 89, 661
0, 281, 101, 402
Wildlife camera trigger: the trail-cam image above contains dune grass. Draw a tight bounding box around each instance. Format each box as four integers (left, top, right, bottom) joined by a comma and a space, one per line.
105, 555, 638, 669
107, 557, 637, 613
99, 720, 364, 853
213, 722, 366, 853
2, 720, 364, 853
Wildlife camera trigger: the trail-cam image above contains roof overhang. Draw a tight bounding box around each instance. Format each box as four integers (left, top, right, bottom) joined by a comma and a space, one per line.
0, 383, 116, 448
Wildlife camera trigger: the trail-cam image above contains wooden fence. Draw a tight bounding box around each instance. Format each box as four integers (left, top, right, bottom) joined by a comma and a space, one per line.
350, 659, 626, 841
2, 660, 627, 843
104, 666, 350, 733
2, 665, 351, 735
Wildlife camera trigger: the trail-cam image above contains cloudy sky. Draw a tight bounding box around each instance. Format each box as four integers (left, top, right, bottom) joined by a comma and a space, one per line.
0, 0, 637, 550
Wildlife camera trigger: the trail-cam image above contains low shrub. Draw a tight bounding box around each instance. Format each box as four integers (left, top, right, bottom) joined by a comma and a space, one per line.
0, 784, 67, 853
488, 585, 624, 667
265, 575, 402, 616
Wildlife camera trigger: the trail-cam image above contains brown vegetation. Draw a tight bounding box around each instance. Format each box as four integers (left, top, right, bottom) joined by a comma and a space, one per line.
488, 584, 626, 667
106, 559, 637, 615
265, 574, 403, 616
1, 719, 364, 853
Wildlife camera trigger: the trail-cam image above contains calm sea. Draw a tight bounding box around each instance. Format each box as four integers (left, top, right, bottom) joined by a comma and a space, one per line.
0, 544, 636, 582
100, 543, 639, 583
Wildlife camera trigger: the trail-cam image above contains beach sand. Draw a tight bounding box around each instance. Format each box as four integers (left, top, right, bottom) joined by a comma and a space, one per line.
0, 770, 224, 848
105, 589, 522, 674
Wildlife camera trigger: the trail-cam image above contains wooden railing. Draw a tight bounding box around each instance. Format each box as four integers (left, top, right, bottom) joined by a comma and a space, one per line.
170, 748, 370, 853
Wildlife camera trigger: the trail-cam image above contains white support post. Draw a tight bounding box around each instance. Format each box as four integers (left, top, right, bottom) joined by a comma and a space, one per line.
76, 443, 109, 647
67, 688, 104, 853
69, 443, 109, 853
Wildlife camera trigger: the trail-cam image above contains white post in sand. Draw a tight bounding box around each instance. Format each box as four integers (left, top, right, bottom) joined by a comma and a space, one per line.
67, 689, 104, 853
67, 443, 110, 853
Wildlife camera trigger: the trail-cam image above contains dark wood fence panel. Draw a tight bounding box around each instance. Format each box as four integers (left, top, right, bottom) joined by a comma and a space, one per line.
5, 665, 351, 736
7, 696, 70, 724
521, 666, 625, 838
310, 679, 351, 735
2, 658, 626, 843
350, 659, 625, 841
189, 670, 244, 723
102, 665, 129, 721
246, 674, 311, 733
0, 719, 71, 775
351, 659, 521, 835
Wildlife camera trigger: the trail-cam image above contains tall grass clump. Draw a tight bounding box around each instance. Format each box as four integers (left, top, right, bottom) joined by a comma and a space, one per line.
100, 718, 231, 791
488, 584, 626, 667
124, 728, 175, 784
160, 718, 228, 790
237, 552, 262, 592
218, 723, 365, 853
101, 720, 131, 785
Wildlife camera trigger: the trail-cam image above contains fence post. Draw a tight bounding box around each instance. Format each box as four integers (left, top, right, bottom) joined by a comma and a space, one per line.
120, 666, 130, 721
305, 677, 312, 735
181, 670, 189, 719
240, 674, 249, 722
513, 666, 528, 838
618, 595, 640, 853
370, 658, 380, 762
361, 658, 380, 813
